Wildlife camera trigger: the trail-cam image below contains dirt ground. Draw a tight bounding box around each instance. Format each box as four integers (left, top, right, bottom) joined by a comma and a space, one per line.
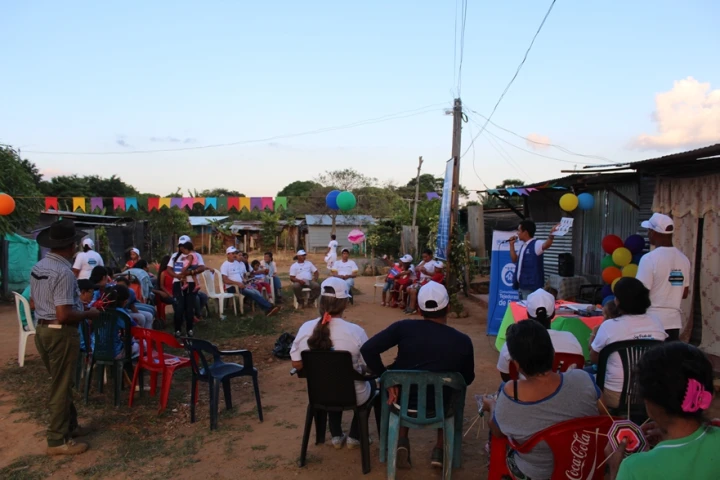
0, 252, 500, 479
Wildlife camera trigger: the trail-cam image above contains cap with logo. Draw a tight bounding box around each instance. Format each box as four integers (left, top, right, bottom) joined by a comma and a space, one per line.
226, 246, 238, 254
82, 238, 95, 249
296, 249, 307, 256
178, 235, 192, 245
320, 277, 351, 299
526, 289, 556, 318
131, 247, 140, 256
400, 254, 413, 263
640, 213, 674, 234
417, 281, 449, 312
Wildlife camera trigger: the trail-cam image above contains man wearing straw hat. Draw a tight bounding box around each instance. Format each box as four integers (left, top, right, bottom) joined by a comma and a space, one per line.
32, 218, 99, 455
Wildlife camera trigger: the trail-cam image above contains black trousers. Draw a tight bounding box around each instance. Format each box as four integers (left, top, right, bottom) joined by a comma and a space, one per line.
172, 282, 196, 334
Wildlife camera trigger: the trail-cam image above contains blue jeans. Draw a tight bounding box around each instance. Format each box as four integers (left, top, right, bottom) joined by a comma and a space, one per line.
227, 286, 273, 312
271, 276, 282, 298
344, 278, 355, 294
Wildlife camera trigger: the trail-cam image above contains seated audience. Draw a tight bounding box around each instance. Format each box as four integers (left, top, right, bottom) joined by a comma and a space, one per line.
151, 255, 176, 307
114, 276, 154, 329
97, 285, 139, 359
404, 249, 444, 314
249, 260, 272, 296
220, 246, 280, 317
125, 259, 154, 302
590, 277, 667, 408
482, 320, 600, 480
607, 342, 720, 480
289, 250, 320, 306
380, 254, 414, 308
497, 288, 584, 381
290, 277, 372, 449
124, 247, 140, 270
77, 279, 96, 353
361, 281, 475, 469
331, 248, 358, 304
261, 251, 283, 303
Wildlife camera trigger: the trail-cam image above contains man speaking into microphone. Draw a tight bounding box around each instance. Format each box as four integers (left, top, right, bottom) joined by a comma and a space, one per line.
508, 219, 559, 300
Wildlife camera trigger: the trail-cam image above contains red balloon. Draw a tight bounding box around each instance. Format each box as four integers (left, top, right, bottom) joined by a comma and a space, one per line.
602, 234, 624, 254
602, 266, 622, 284
0, 193, 15, 216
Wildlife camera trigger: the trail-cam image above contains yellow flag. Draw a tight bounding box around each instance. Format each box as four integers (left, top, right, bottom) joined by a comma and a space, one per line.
159, 198, 171, 209
239, 197, 251, 211
72, 197, 86, 212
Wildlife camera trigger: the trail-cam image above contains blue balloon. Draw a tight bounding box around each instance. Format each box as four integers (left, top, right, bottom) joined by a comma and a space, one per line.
625, 234, 645, 255
601, 285, 612, 299
577, 192, 595, 210
632, 252, 644, 265
326, 190, 340, 210
602, 295, 616, 307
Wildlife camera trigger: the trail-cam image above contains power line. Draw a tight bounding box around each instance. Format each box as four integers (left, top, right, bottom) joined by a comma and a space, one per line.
457, 0, 468, 95
24, 103, 448, 156
462, 0, 558, 159
484, 131, 532, 181
466, 118, 489, 189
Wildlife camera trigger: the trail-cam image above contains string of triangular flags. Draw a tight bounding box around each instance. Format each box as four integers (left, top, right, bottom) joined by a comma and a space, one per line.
485, 183, 567, 196
43, 196, 289, 214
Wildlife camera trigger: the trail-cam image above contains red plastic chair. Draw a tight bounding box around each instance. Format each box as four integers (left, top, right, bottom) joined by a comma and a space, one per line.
128, 327, 191, 413
509, 352, 586, 380
489, 415, 616, 480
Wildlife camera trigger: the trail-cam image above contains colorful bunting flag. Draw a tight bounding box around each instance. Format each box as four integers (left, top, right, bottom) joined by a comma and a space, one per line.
113, 197, 125, 211
194, 197, 205, 206
72, 197, 85, 212
506, 188, 519, 196
526, 187, 538, 193
159, 198, 171, 209
170, 197, 182, 208
148, 198, 160, 211
274, 197, 287, 210
180, 197, 193, 209
426, 192, 440, 200
217, 197, 228, 212
487, 189, 499, 195
90, 197, 103, 212
205, 197, 217, 210
239, 197, 251, 212
228, 197, 240, 211
125, 197, 138, 211
261, 197, 273, 211
45, 197, 59, 211
250, 197, 262, 211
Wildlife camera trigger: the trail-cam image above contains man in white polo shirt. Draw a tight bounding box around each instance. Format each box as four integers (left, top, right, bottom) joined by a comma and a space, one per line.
636, 213, 691, 341
220, 246, 279, 317
331, 248, 358, 304
289, 249, 320, 307
72, 238, 104, 279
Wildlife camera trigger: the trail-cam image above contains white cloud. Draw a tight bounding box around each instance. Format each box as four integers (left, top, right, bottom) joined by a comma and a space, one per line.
526, 133, 551, 151
633, 77, 720, 150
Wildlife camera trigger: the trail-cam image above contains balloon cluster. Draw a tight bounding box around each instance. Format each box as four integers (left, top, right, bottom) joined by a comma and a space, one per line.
326, 190, 357, 211
600, 234, 645, 306
0, 193, 15, 216
559, 192, 594, 212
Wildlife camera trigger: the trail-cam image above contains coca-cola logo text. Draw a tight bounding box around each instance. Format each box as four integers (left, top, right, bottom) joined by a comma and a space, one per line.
566, 431, 593, 480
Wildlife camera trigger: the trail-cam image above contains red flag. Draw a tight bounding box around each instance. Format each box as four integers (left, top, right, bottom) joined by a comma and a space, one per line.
113, 197, 125, 211
148, 197, 160, 211
45, 197, 59, 211
228, 197, 240, 211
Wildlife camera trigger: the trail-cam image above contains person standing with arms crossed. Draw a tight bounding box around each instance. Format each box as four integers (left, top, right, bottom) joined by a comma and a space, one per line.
508, 219, 558, 300
32, 219, 99, 455
636, 213, 691, 341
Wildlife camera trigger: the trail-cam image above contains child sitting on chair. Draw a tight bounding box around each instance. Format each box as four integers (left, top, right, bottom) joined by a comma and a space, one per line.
102, 284, 140, 360
249, 260, 272, 296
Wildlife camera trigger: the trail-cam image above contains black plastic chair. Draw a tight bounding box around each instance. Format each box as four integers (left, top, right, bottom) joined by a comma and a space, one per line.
298, 350, 381, 475
596, 339, 663, 422
577, 284, 604, 305
83, 309, 134, 407
183, 338, 263, 430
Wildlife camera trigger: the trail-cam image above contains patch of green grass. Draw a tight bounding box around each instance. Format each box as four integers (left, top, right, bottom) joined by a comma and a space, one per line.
191, 311, 283, 341
76, 437, 170, 478
0, 455, 64, 480
249, 454, 281, 471
273, 420, 298, 429
251, 444, 267, 451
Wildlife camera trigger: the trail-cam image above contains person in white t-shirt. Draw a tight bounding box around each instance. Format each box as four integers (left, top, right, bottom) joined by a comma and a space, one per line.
72, 238, 104, 279
331, 248, 358, 304
325, 234, 339, 270
636, 213, 691, 341
497, 288, 584, 381
290, 277, 372, 449
590, 277, 667, 408
289, 250, 320, 306
220, 246, 280, 317
404, 249, 444, 315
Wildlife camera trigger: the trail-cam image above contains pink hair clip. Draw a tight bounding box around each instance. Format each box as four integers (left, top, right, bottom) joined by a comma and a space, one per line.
681, 379, 712, 413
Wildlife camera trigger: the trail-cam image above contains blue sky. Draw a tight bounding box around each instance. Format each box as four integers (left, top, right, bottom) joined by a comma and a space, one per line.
2, 1, 718, 198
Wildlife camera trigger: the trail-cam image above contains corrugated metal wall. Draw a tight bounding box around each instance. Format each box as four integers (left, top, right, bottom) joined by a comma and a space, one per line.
306, 225, 356, 252
537, 222, 573, 278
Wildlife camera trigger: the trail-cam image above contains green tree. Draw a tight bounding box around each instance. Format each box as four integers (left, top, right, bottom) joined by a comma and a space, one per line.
260, 212, 280, 250
0, 147, 43, 235
481, 178, 524, 208
316, 168, 377, 190
276, 180, 321, 198
19, 158, 43, 187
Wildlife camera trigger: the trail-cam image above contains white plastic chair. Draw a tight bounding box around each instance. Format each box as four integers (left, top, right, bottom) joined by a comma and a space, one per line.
373, 275, 387, 303
13, 292, 36, 367
293, 287, 319, 310
201, 270, 237, 319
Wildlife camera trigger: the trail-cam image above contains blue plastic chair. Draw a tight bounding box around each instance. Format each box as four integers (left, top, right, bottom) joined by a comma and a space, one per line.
379, 371, 466, 480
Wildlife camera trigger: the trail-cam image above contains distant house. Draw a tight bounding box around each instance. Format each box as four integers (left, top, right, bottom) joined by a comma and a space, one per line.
305, 215, 377, 253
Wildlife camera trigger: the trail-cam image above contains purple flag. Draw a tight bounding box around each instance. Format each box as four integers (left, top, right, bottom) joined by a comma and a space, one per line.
426, 192, 440, 200
170, 197, 182, 208
90, 197, 103, 212
250, 197, 262, 210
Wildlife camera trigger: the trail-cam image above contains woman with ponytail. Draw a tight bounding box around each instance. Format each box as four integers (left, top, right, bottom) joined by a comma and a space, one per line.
496, 288, 583, 381
290, 277, 373, 450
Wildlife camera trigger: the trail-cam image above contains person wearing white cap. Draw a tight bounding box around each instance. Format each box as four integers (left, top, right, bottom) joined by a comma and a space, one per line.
380, 254, 415, 308
167, 236, 207, 336
404, 249, 445, 315
290, 277, 372, 449
72, 237, 105, 279
331, 248, 358, 304
361, 281, 475, 469
220, 246, 280, 318
496, 288, 583, 381
289, 249, 320, 306
636, 213, 691, 341
123, 247, 141, 271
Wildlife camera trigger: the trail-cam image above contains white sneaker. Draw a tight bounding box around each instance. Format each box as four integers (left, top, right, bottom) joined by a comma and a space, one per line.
347, 436, 373, 449
331, 434, 347, 449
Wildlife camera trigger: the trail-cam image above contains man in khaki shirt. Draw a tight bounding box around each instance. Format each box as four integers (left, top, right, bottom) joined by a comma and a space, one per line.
32, 219, 98, 455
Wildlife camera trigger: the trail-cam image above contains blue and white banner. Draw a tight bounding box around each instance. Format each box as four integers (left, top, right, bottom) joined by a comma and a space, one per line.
434, 158, 454, 261
487, 229, 520, 335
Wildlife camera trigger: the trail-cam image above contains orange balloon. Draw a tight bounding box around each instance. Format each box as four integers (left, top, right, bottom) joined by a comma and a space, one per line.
602, 266, 622, 284
0, 193, 15, 216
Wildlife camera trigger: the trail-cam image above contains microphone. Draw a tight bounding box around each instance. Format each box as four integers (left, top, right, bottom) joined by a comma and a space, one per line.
499, 236, 518, 244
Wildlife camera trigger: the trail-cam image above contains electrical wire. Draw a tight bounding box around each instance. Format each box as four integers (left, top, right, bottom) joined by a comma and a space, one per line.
453, 0, 458, 92
462, 0, 558, 159
484, 131, 532, 181
457, 0, 468, 95
24, 103, 448, 156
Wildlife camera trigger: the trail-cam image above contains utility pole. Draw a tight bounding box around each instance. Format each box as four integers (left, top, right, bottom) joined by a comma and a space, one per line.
447, 98, 463, 286
411, 156, 423, 228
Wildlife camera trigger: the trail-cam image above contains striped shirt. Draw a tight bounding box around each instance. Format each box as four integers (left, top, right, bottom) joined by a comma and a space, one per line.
30, 252, 82, 321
